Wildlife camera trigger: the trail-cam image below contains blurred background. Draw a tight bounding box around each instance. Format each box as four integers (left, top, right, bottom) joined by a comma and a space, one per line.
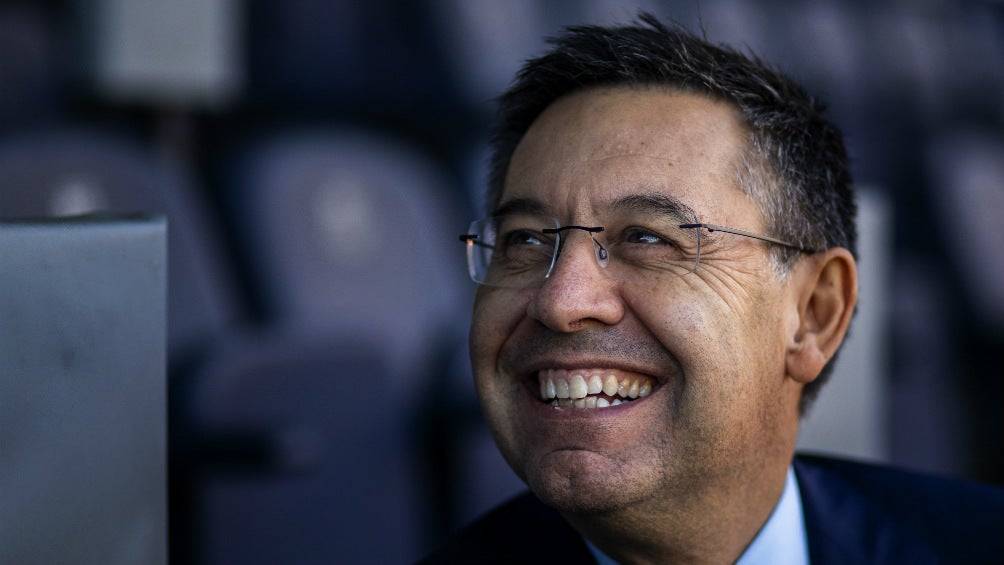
0, 0, 1001, 563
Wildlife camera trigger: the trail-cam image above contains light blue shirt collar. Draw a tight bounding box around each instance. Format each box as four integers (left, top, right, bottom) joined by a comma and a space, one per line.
585, 467, 809, 565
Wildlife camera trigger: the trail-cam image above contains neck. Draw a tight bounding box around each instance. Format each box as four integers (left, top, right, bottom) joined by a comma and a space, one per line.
563, 460, 791, 565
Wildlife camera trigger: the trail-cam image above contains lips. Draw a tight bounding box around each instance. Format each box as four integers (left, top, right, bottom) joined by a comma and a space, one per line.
537, 368, 658, 409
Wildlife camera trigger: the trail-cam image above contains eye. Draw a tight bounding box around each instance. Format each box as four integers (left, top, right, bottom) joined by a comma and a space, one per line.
614, 225, 693, 265
622, 227, 674, 246
496, 228, 557, 264
500, 229, 547, 247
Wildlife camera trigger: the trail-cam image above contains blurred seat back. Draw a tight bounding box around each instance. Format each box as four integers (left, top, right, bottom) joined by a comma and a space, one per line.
186, 332, 425, 565
0, 4, 59, 129
0, 128, 241, 361
925, 128, 1004, 331
226, 129, 469, 391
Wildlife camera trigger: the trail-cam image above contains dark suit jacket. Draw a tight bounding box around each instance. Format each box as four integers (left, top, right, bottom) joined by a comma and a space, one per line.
420, 454, 1004, 564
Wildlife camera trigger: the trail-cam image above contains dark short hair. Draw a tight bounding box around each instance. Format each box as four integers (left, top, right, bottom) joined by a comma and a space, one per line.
487, 13, 857, 414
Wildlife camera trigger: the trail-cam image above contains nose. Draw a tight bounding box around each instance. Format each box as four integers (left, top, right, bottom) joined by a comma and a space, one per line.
528, 230, 625, 332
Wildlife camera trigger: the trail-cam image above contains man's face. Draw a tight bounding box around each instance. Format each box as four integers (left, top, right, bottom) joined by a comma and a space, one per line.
470, 87, 806, 516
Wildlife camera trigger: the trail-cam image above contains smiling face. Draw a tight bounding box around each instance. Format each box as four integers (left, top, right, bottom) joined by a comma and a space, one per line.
470, 87, 807, 519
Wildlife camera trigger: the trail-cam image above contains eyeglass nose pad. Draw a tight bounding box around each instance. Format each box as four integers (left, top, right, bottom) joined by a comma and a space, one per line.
547, 226, 609, 276
591, 236, 610, 268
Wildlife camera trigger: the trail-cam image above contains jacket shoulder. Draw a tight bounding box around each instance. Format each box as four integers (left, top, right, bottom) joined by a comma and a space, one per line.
795, 454, 1004, 564
418, 492, 596, 565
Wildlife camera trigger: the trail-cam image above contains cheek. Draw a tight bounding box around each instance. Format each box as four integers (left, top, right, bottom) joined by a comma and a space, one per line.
629, 286, 777, 421
468, 288, 535, 481
627, 288, 710, 369
469, 288, 530, 391
628, 292, 724, 413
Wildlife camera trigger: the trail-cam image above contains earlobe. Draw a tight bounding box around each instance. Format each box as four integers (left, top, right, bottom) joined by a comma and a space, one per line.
786, 248, 858, 384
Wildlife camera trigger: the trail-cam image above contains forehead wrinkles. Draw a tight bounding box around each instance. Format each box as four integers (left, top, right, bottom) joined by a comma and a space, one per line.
521, 88, 743, 153
507, 91, 746, 180
503, 154, 680, 214
501, 88, 758, 233
508, 119, 677, 183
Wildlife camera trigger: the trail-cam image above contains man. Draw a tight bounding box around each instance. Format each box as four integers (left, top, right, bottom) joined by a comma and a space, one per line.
425, 14, 1004, 565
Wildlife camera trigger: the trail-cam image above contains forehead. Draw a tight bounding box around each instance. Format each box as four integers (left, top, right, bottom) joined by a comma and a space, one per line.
501, 87, 753, 221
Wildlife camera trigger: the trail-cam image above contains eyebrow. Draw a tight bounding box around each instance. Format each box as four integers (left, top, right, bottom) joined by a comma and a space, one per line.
492, 197, 551, 218
610, 193, 723, 244
608, 193, 697, 221
494, 193, 700, 221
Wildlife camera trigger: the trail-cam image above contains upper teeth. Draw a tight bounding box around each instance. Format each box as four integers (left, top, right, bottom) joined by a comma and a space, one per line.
538, 369, 656, 408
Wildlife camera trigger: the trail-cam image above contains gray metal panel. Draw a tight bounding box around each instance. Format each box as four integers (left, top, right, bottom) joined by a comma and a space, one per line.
0, 216, 166, 565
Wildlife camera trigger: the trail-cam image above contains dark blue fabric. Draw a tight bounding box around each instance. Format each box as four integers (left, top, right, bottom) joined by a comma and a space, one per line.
795, 454, 1004, 565
419, 491, 595, 565
421, 454, 1004, 564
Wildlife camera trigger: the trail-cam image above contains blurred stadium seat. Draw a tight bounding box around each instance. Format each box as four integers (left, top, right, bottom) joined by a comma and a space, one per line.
222, 128, 470, 391
0, 128, 242, 363
925, 128, 1004, 332
430, 341, 527, 534
171, 127, 477, 562
0, 3, 59, 129
177, 331, 427, 565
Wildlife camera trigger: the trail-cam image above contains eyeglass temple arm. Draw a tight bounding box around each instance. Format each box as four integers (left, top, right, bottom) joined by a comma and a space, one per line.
459, 234, 495, 250
679, 223, 817, 254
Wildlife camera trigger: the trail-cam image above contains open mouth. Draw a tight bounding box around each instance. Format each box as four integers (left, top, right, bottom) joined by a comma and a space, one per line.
537, 368, 659, 409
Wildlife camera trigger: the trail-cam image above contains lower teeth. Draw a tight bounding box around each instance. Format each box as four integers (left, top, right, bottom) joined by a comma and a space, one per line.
550, 397, 626, 408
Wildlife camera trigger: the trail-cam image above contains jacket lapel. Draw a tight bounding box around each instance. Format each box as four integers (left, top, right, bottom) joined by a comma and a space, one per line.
794, 456, 939, 565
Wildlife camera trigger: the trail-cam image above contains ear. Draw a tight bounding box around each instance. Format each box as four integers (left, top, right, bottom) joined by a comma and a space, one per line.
785, 248, 858, 384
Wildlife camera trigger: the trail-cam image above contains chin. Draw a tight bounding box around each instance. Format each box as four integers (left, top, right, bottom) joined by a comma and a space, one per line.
530, 477, 635, 515
523, 452, 650, 515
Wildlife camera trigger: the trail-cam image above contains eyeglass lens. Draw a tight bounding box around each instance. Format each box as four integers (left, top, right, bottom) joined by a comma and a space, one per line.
464, 211, 702, 287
